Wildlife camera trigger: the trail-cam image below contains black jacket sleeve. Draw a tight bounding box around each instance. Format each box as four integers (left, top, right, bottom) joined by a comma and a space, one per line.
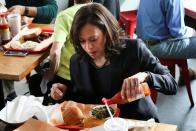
132, 39, 178, 95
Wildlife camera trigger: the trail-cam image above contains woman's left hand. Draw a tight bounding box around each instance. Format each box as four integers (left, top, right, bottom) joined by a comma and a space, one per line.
121, 72, 148, 102
50, 83, 67, 101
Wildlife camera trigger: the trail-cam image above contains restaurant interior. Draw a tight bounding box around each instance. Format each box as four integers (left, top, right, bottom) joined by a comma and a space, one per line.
0, 0, 195, 131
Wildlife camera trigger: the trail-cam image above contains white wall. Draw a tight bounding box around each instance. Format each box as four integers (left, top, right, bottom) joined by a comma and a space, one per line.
120, 0, 140, 11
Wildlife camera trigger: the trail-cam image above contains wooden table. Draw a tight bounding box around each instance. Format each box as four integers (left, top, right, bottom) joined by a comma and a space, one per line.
148, 122, 178, 131
0, 24, 53, 110
184, 0, 196, 19
0, 51, 49, 81
12, 118, 178, 131
90, 119, 178, 131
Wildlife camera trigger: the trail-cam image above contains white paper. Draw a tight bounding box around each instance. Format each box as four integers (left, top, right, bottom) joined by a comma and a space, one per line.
130, 118, 155, 128
0, 95, 58, 124
92, 118, 155, 131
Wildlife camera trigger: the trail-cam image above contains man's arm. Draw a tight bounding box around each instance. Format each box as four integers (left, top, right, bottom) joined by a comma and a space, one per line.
35, 0, 58, 23
166, 0, 186, 37
8, 6, 37, 16
7, 0, 58, 23
46, 41, 64, 80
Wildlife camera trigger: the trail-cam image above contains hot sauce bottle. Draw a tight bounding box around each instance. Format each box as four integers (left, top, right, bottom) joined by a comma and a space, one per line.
102, 83, 151, 105
0, 13, 11, 44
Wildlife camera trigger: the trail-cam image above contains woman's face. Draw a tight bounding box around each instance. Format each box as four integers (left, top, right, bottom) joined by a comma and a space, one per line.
79, 23, 106, 60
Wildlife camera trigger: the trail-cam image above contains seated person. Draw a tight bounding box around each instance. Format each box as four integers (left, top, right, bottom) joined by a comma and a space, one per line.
28, 0, 91, 100
136, 0, 196, 84
49, 3, 178, 122
68, 0, 120, 19
93, 0, 120, 19
2, 0, 57, 102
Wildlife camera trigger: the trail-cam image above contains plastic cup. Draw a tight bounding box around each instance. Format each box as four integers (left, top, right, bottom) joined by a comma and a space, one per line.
104, 118, 128, 131
7, 13, 21, 37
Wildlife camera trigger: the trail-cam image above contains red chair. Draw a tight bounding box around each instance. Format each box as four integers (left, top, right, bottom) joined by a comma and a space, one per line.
160, 58, 194, 107
119, 10, 137, 39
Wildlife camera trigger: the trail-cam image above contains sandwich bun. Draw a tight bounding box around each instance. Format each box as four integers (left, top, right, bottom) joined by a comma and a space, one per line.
61, 105, 84, 125
22, 28, 42, 40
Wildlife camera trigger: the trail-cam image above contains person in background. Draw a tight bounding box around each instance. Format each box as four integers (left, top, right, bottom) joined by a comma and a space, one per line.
2, 0, 58, 102
50, 3, 178, 121
68, 0, 120, 20
5, 0, 58, 24
28, 0, 92, 102
136, 0, 196, 85
93, 0, 120, 20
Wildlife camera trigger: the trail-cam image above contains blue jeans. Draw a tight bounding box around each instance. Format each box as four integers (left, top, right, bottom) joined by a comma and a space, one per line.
146, 37, 196, 58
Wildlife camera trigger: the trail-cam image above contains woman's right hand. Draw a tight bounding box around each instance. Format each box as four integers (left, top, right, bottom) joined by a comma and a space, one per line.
50, 83, 67, 101
121, 72, 148, 102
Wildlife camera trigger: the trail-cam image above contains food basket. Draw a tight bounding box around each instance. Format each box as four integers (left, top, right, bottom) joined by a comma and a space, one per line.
3, 28, 53, 53
49, 101, 120, 131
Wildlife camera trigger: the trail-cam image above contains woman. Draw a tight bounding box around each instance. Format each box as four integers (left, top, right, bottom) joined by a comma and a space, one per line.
50, 3, 178, 121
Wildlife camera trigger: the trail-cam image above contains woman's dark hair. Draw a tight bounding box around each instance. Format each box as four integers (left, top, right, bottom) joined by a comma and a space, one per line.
70, 3, 124, 58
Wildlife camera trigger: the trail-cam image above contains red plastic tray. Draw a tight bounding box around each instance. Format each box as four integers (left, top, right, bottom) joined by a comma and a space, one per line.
3, 29, 53, 53
55, 108, 120, 131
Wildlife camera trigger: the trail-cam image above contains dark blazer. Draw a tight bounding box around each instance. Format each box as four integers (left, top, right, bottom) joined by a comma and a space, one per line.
69, 39, 178, 121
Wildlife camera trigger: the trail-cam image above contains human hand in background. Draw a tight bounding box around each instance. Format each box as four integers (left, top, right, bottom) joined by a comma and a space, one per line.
50, 83, 67, 101
42, 68, 55, 81
8, 5, 25, 15
121, 72, 149, 102
21, 16, 34, 26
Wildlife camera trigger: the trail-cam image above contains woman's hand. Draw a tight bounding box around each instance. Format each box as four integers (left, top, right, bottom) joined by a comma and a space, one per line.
8, 5, 25, 15
121, 72, 148, 102
50, 83, 67, 101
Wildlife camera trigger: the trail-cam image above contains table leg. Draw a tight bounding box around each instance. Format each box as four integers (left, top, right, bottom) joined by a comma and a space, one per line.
0, 80, 5, 110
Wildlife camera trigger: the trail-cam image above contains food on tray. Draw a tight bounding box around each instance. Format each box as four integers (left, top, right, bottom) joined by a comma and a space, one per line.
22, 41, 38, 50
22, 28, 42, 40
21, 16, 34, 26
49, 101, 117, 128
83, 117, 105, 128
37, 32, 53, 42
3, 25, 53, 52
10, 41, 23, 49
91, 105, 114, 119
61, 106, 84, 125
9, 40, 38, 50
